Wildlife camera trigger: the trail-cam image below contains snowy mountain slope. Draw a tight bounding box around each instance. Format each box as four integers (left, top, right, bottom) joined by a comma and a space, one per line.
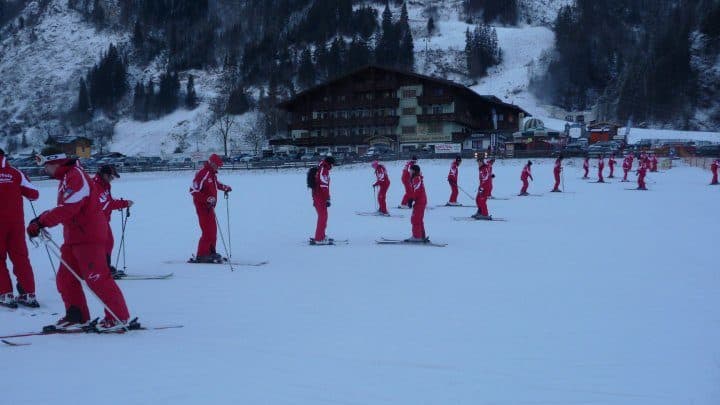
2, 159, 719, 404
0, 0, 127, 137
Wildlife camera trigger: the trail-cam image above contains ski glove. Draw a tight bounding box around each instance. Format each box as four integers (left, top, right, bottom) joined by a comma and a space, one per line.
26, 218, 43, 238
326, 200, 331, 208
407, 199, 414, 208
207, 196, 217, 208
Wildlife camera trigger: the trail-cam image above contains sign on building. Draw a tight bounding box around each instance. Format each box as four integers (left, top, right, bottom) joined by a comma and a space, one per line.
434, 143, 462, 154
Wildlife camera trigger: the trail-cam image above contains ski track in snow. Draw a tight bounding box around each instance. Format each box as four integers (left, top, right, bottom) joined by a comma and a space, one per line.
2, 159, 719, 404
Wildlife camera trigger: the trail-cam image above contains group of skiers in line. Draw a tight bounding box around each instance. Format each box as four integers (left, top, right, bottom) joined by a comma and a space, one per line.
579, 152, 661, 189
0, 147, 136, 332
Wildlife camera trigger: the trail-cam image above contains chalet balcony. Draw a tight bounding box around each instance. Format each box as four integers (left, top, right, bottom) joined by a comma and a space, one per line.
417, 113, 482, 128
352, 80, 398, 92
289, 116, 400, 131
313, 97, 399, 110
289, 134, 398, 147
417, 94, 453, 105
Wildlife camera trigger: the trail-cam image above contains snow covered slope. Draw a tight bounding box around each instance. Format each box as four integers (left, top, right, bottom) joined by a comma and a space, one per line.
2, 159, 719, 404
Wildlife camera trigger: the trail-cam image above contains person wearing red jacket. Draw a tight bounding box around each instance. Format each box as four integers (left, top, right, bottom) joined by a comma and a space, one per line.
710, 158, 719, 185
446, 156, 461, 205
371, 160, 390, 215
399, 156, 417, 208
597, 155, 605, 183
608, 154, 616, 178
636, 159, 648, 190
473, 158, 493, 219
486, 158, 496, 197
406, 164, 428, 242
519, 160, 533, 196
0, 149, 40, 308
650, 153, 658, 172
27, 150, 133, 331
190, 154, 232, 262
582, 156, 590, 179
311, 156, 335, 244
551, 155, 563, 192
622, 153, 633, 182
93, 165, 133, 278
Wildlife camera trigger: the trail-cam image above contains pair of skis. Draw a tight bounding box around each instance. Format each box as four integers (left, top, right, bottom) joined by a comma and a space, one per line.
1, 321, 184, 346
375, 237, 447, 247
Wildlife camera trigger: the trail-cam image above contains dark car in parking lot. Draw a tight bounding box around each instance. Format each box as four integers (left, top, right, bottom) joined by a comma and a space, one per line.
696, 144, 720, 156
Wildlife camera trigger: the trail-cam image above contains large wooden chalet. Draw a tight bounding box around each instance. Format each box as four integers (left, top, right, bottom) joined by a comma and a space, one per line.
273, 65, 529, 155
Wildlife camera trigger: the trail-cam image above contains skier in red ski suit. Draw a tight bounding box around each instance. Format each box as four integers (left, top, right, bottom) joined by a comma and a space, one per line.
486, 158, 496, 197
311, 156, 334, 244
582, 156, 590, 179
399, 156, 417, 208
636, 159, 648, 190
622, 154, 633, 181
473, 159, 493, 219
93, 165, 133, 278
608, 154, 616, 178
0, 149, 39, 308
710, 158, 719, 185
406, 164, 427, 241
371, 160, 390, 215
650, 154, 658, 172
27, 151, 132, 331
597, 155, 605, 182
519, 160, 533, 195
551, 156, 563, 192
190, 154, 232, 262
447, 156, 461, 205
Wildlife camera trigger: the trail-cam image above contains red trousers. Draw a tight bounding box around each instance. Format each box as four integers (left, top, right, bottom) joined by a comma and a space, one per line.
623, 168, 629, 181
609, 164, 615, 177
195, 202, 217, 257
448, 180, 459, 203
638, 173, 646, 189
476, 190, 490, 216
56, 243, 129, 322
0, 221, 35, 295
376, 184, 389, 214
553, 171, 561, 191
711, 168, 718, 184
400, 180, 412, 206
583, 167, 589, 178
105, 227, 114, 257
410, 200, 426, 238
520, 178, 529, 194
598, 167, 604, 182
313, 197, 328, 241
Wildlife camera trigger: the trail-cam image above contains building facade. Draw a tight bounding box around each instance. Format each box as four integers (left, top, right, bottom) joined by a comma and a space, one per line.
273, 65, 529, 155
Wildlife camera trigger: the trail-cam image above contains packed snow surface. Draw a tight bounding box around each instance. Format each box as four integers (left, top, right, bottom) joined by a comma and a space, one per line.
2, 158, 719, 404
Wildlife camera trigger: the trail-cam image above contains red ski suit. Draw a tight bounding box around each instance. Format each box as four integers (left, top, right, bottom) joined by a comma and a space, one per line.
0, 156, 39, 296
486, 161, 495, 196
597, 157, 605, 182
582, 158, 590, 178
409, 174, 427, 239
711, 159, 719, 184
650, 156, 658, 172
37, 161, 129, 323
447, 161, 459, 203
93, 174, 130, 260
373, 164, 390, 214
190, 162, 231, 257
608, 156, 616, 177
636, 161, 648, 189
476, 164, 492, 216
622, 156, 633, 181
520, 164, 533, 194
400, 160, 415, 206
552, 158, 562, 191
312, 160, 332, 241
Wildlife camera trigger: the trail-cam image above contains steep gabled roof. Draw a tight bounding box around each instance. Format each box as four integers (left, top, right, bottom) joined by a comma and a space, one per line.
279, 64, 530, 116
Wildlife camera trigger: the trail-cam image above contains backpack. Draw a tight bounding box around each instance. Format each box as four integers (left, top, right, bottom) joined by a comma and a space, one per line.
307, 166, 318, 189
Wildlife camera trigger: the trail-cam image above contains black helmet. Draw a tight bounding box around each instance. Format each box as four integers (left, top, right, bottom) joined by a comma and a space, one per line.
411, 155, 418, 161
324, 156, 336, 166
410, 164, 420, 174
0, 148, 4, 156
527, 160, 532, 166
98, 164, 120, 179
455, 155, 462, 162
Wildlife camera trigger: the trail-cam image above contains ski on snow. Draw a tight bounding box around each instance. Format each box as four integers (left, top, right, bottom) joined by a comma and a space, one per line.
0, 321, 184, 342
453, 216, 508, 222
115, 273, 174, 280
308, 238, 349, 246
375, 237, 447, 247
355, 211, 403, 218
165, 258, 269, 267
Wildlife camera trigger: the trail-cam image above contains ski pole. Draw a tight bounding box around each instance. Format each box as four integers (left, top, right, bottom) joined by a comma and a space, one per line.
114, 206, 129, 272
215, 213, 234, 272
224, 191, 232, 259
37, 230, 128, 331
373, 186, 378, 211
29, 201, 56, 276
561, 167, 566, 192
458, 185, 476, 202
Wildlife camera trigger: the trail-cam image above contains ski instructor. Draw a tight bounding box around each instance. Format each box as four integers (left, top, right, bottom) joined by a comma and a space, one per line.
28, 149, 134, 332
190, 153, 232, 263
94, 164, 133, 278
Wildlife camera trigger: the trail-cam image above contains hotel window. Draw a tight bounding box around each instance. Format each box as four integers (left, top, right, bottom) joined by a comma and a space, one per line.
428, 123, 443, 133
433, 88, 444, 96
432, 106, 443, 114
402, 107, 416, 115
402, 89, 417, 98
402, 126, 416, 134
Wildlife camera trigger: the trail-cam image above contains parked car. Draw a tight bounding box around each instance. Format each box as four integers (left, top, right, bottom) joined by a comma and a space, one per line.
696, 144, 720, 156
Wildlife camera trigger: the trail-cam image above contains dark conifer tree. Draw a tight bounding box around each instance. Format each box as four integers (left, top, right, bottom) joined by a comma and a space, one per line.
186, 74, 198, 109
298, 48, 317, 90
77, 78, 90, 114
133, 19, 144, 49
